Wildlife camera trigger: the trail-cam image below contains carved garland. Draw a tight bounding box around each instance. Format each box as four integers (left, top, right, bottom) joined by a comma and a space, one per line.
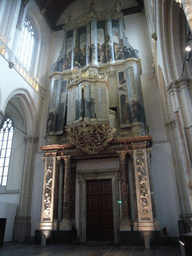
43, 157, 54, 221
66, 122, 116, 154
135, 152, 150, 218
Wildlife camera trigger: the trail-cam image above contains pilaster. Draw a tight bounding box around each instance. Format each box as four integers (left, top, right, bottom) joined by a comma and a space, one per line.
117, 150, 131, 231
60, 155, 72, 230
132, 143, 156, 231
39, 152, 57, 231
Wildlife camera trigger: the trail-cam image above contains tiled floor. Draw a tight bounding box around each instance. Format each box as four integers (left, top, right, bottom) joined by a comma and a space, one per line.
0, 243, 182, 256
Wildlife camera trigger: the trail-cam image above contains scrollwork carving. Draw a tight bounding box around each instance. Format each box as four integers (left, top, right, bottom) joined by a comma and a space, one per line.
68, 67, 107, 85
43, 160, 53, 220
136, 152, 149, 218
66, 122, 116, 154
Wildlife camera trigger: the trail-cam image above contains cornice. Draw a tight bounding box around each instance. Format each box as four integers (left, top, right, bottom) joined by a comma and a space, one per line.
40, 135, 153, 153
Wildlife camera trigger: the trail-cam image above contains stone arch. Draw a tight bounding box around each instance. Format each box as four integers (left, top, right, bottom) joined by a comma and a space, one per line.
3, 89, 36, 137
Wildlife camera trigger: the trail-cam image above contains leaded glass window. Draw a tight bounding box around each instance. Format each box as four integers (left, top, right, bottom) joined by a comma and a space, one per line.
17, 18, 35, 70
0, 118, 14, 186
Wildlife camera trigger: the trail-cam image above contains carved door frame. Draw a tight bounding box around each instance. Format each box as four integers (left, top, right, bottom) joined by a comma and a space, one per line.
77, 168, 120, 243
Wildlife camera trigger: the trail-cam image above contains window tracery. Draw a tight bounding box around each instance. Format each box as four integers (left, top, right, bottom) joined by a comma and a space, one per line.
17, 18, 35, 71
0, 118, 14, 186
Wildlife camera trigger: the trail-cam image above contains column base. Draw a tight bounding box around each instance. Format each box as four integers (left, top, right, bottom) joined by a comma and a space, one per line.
38, 219, 58, 231
35, 229, 77, 244
13, 216, 31, 242
133, 221, 156, 231
59, 219, 72, 230
120, 218, 131, 231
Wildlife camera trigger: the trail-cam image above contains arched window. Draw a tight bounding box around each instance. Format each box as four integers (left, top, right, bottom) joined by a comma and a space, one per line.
0, 118, 14, 186
17, 17, 35, 71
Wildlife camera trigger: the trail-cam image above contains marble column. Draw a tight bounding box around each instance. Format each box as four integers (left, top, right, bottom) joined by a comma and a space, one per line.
39, 153, 57, 231
132, 144, 156, 231
60, 155, 72, 230
117, 150, 131, 231
58, 157, 64, 222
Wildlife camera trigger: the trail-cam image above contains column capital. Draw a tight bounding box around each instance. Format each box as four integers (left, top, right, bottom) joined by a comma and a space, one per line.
167, 77, 192, 93
23, 136, 39, 143
131, 141, 148, 150
61, 155, 71, 163
44, 152, 57, 158
117, 150, 127, 161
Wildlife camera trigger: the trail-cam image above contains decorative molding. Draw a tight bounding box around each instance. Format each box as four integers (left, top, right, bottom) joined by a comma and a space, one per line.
66, 122, 116, 154
41, 144, 75, 151
40, 135, 153, 154
68, 67, 108, 87
24, 136, 39, 143
107, 70, 116, 78
131, 125, 146, 137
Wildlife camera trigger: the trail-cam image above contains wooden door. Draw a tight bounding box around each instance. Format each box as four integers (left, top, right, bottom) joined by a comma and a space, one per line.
86, 179, 114, 241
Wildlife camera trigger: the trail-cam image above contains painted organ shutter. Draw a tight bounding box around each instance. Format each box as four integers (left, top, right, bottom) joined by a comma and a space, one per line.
55, 80, 67, 134
47, 79, 61, 134
75, 84, 83, 122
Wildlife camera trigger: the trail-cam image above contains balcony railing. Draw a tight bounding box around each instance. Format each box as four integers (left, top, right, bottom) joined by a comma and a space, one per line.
0, 39, 45, 99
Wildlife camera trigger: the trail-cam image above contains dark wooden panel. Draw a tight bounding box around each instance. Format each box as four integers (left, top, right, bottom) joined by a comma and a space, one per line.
86, 179, 114, 241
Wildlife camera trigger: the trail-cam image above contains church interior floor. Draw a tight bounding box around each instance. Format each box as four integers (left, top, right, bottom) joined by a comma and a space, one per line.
0, 243, 182, 256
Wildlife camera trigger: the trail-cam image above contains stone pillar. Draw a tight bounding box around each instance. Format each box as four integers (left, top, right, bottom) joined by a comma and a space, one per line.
13, 136, 38, 241
60, 155, 72, 230
77, 174, 86, 242
57, 157, 64, 222
168, 78, 192, 211
39, 153, 57, 231
132, 143, 156, 231
117, 150, 131, 231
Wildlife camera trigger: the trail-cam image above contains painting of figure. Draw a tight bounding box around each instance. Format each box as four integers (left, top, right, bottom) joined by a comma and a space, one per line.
120, 95, 131, 125
97, 21, 105, 63
131, 100, 145, 123
47, 112, 56, 134
55, 81, 67, 133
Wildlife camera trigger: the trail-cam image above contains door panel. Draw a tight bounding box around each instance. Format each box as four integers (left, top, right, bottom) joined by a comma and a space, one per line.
86, 179, 114, 241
